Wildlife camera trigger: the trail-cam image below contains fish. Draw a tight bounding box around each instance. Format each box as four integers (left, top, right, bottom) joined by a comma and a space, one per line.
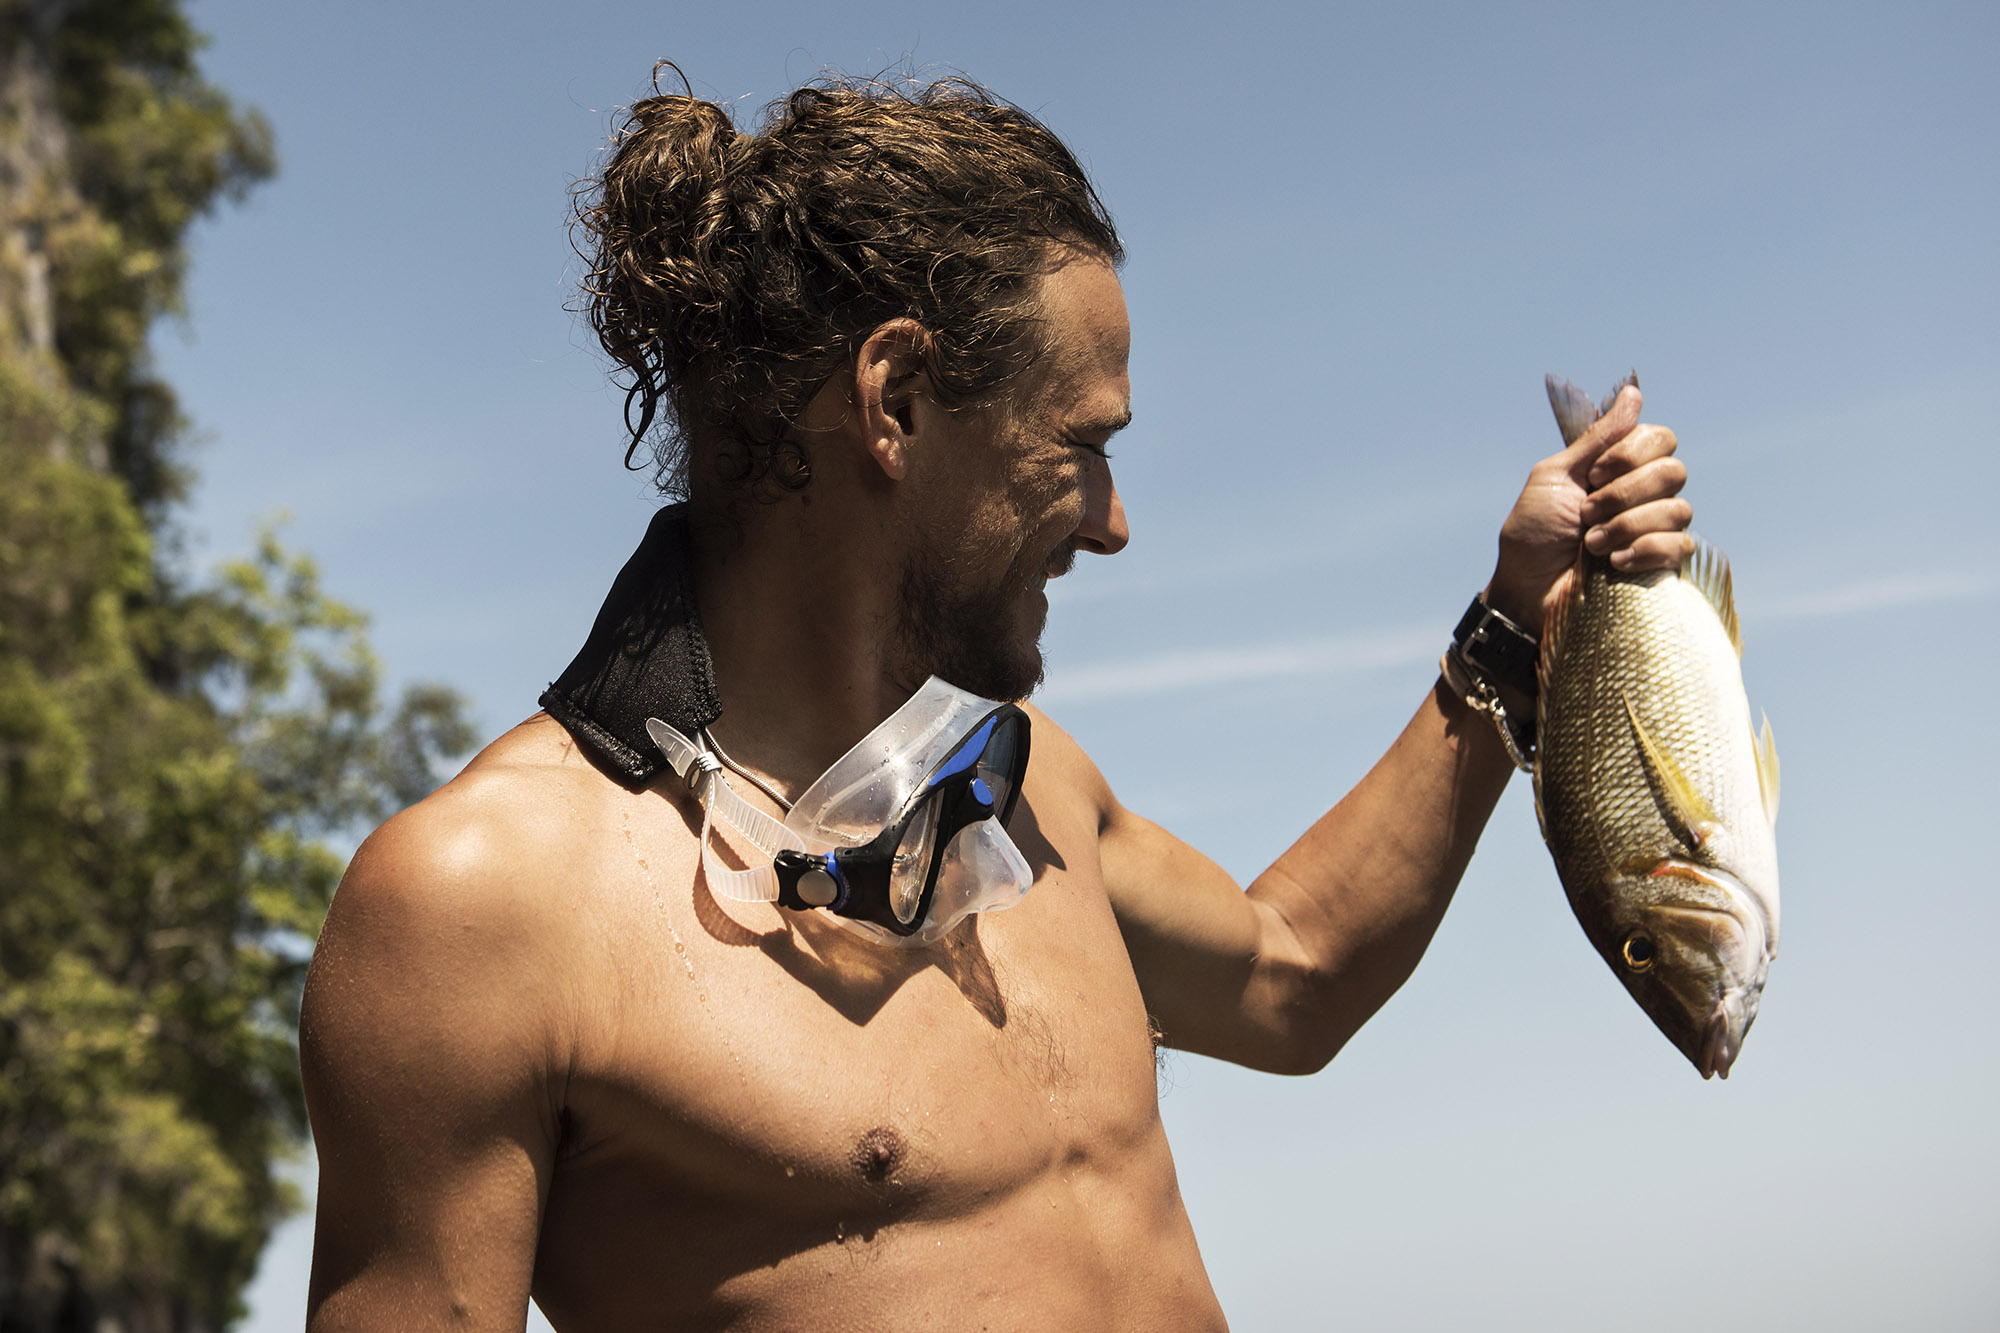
1532, 373, 1781, 1079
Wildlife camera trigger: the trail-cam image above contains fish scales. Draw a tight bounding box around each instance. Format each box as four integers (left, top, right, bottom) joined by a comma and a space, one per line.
1537, 563, 1774, 927
1530, 374, 1781, 1080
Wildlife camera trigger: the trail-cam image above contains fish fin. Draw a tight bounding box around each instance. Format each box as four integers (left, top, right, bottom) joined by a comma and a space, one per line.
1678, 535, 1742, 656
1546, 374, 1601, 446
1598, 370, 1640, 416
1621, 688, 1722, 854
1755, 711, 1781, 826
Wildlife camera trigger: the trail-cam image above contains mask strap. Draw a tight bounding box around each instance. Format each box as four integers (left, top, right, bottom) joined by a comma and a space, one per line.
646, 717, 824, 904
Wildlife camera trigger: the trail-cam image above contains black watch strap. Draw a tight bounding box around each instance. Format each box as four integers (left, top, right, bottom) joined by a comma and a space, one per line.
1451, 596, 1540, 699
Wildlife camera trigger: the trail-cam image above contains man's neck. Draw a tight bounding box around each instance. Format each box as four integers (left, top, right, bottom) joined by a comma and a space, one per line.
686, 496, 914, 802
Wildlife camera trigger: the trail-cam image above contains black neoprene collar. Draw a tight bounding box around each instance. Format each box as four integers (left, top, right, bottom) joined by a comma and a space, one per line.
539, 504, 723, 788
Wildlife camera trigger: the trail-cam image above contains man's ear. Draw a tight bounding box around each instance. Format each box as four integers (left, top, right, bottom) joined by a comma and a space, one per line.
853, 318, 933, 482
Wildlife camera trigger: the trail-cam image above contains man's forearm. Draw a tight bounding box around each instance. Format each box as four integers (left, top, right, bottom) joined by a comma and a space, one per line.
1243, 678, 1518, 1068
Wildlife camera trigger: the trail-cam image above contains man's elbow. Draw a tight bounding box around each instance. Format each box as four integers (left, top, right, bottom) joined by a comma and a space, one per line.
1261, 1018, 1356, 1077
1256, 962, 1378, 1076
1162, 991, 1358, 1076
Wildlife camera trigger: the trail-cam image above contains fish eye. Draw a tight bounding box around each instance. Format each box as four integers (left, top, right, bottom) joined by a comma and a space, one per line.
1622, 935, 1656, 971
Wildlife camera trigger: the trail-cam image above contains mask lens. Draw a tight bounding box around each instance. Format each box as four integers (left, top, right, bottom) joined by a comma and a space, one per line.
890, 799, 941, 925
974, 715, 1021, 814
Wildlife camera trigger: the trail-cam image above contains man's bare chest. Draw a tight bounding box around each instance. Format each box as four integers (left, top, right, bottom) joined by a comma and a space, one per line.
506, 742, 1216, 1330
548, 789, 1166, 1220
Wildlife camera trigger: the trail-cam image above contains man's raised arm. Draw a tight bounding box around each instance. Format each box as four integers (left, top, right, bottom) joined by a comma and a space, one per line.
301, 787, 572, 1329
1093, 388, 1692, 1072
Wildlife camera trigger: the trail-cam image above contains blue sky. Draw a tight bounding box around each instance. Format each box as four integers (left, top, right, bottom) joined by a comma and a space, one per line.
159, 1, 1998, 1327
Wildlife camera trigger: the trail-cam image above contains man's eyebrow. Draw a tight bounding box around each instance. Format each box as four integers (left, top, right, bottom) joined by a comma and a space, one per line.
1077, 408, 1134, 436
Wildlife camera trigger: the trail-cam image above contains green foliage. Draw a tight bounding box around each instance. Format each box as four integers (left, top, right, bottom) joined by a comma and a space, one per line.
41, 0, 275, 513
0, 468, 469, 1320
0, 1, 472, 1325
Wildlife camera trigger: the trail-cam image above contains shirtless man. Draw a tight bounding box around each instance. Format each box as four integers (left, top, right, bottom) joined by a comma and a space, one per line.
300, 72, 1692, 1330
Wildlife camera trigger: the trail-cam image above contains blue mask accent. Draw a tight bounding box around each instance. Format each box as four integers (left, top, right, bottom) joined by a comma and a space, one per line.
929, 716, 997, 787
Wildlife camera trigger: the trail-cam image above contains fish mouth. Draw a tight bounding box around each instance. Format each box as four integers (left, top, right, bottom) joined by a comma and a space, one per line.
1697, 1005, 1744, 1080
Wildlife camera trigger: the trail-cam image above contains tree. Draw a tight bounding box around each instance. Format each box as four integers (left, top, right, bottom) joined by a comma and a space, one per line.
0, 2, 471, 1327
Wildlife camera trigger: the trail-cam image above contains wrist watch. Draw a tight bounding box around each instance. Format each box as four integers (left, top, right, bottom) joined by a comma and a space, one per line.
1450, 596, 1540, 700
1441, 594, 1540, 771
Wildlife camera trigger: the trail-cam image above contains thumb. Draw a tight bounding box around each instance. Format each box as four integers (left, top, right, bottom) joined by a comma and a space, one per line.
1557, 384, 1644, 479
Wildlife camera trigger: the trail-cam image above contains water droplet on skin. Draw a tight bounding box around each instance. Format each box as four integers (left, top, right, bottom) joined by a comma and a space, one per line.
785, 1165, 795, 1177
623, 811, 699, 986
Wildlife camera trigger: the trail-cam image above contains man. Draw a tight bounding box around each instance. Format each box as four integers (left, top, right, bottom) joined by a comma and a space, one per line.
301, 72, 1690, 1329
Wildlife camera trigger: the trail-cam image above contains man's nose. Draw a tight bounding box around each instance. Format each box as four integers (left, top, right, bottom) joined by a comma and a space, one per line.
1073, 460, 1129, 556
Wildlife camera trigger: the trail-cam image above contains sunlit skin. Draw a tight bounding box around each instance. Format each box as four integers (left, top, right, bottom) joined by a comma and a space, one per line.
300, 253, 1692, 1330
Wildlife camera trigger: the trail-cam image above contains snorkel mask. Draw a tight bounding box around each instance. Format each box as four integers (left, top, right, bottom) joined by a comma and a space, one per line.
646, 677, 1034, 947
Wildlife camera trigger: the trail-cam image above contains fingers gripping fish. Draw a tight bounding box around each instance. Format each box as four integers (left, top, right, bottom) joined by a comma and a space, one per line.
1533, 374, 1782, 1080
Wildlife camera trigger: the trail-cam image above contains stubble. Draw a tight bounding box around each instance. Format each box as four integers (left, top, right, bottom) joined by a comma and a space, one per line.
892, 525, 1059, 703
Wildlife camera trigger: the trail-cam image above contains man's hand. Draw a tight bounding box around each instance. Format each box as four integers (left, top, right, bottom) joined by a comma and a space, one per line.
1484, 385, 1692, 633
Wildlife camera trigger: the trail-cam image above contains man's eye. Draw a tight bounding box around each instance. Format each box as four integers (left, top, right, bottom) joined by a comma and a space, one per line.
1065, 437, 1112, 460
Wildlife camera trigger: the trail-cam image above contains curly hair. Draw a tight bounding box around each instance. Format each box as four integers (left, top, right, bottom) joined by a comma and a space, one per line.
574, 64, 1123, 498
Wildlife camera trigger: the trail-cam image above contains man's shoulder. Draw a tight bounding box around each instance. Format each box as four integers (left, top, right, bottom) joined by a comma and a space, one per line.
1020, 701, 1120, 830
340, 715, 617, 921
299, 721, 600, 1254
306, 715, 658, 1052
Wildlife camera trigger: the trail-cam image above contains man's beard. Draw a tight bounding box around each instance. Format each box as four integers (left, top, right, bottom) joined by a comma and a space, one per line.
892, 530, 1065, 703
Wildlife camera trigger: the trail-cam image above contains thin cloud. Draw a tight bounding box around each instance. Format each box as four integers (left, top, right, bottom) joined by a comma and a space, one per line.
1040, 626, 1436, 705
1752, 571, 1997, 621
1043, 568, 1995, 707
1040, 560, 1992, 704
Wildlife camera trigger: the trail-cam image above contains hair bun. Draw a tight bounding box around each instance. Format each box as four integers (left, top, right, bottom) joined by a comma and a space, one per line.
574, 65, 1121, 500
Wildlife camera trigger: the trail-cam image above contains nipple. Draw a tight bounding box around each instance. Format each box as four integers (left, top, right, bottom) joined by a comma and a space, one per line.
851, 1126, 906, 1185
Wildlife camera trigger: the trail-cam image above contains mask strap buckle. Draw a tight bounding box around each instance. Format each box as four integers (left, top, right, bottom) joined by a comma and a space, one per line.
646, 717, 822, 905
